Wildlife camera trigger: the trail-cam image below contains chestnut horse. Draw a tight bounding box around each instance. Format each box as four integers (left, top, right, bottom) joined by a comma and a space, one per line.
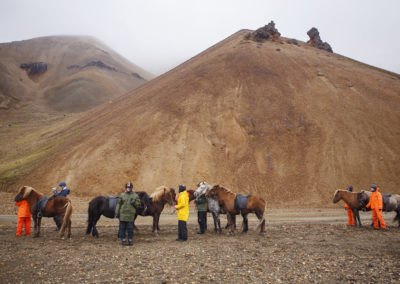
206, 184, 266, 235
14, 185, 73, 239
332, 189, 364, 226
133, 186, 176, 235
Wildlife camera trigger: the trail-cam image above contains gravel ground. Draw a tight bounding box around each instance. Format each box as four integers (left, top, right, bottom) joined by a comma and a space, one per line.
1, 192, 399, 283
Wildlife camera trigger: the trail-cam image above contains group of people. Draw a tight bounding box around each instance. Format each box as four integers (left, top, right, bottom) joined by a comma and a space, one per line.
15, 181, 71, 236
113, 182, 206, 246
344, 184, 387, 230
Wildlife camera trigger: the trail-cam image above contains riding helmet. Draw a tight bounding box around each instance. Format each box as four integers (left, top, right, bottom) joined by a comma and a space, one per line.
59, 181, 66, 187
126, 182, 133, 189
346, 186, 353, 192
370, 184, 377, 191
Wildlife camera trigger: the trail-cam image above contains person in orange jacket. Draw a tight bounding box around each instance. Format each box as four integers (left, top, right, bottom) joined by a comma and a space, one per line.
15, 199, 31, 237
344, 186, 355, 226
366, 184, 386, 230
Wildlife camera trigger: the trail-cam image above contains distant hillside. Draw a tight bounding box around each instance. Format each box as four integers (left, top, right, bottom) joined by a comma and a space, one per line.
3, 30, 400, 207
0, 35, 153, 114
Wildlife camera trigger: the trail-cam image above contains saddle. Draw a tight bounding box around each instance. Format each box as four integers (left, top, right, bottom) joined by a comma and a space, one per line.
33, 196, 50, 217
234, 194, 251, 213
106, 195, 120, 210
382, 194, 392, 211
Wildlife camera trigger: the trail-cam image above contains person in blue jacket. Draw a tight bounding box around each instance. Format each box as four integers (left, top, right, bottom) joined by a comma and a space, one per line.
53, 182, 70, 230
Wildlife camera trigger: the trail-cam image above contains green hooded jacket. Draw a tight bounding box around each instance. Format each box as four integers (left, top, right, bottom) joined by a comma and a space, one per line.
115, 191, 141, 222
195, 194, 207, 212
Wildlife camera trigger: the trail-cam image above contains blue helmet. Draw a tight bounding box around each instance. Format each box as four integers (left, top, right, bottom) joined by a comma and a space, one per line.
59, 182, 66, 187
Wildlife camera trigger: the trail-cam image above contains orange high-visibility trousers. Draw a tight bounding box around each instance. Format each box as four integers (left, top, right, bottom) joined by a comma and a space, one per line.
16, 217, 31, 236
347, 208, 355, 226
371, 209, 386, 229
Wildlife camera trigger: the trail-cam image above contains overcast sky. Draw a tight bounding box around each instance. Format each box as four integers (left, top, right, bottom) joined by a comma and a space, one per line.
1, 0, 399, 75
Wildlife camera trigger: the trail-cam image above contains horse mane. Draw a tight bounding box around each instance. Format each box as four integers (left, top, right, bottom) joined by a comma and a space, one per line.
216, 185, 236, 196
150, 186, 170, 202
20, 185, 43, 199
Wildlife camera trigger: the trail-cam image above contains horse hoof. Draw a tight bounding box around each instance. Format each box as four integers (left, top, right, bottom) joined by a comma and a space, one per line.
259, 232, 266, 236
33, 235, 39, 238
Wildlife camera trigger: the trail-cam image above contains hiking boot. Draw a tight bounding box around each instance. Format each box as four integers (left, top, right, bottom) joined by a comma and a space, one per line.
122, 239, 128, 246
128, 239, 133, 246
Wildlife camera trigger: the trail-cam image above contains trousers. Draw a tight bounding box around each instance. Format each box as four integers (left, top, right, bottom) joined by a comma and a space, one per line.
197, 211, 207, 233
346, 208, 355, 226
119, 221, 134, 240
16, 217, 31, 236
178, 220, 187, 241
372, 209, 386, 229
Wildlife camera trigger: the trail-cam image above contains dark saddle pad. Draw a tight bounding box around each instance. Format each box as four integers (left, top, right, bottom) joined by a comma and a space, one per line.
235, 194, 251, 211
382, 194, 392, 210
106, 195, 120, 210
33, 196, 50, 215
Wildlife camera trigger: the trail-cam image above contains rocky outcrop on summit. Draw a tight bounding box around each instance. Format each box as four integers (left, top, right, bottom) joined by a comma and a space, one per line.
20, 62, 47, 76
307, 27, 333, 53
252, 21, 281, 42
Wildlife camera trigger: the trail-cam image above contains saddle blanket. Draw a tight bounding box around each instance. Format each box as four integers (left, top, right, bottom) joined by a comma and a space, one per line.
235, 194, 251, 211
382, 194, 392, 210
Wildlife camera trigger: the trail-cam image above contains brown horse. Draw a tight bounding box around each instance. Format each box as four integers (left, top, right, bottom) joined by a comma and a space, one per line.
206, 184, 266, 235
332, 189, 363, 226
133, 186, 176, 235
14, 185, 73, 239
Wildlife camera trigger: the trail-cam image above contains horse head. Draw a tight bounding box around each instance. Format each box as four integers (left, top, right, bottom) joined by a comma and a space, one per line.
14, 185, 34, 202
194, 181, 210, 197
165, 187, 176, 206
332, 189, 342, 203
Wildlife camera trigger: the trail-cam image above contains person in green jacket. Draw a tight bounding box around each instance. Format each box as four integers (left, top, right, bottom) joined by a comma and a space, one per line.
115, 182, 141, 246
195, 192, 207, 234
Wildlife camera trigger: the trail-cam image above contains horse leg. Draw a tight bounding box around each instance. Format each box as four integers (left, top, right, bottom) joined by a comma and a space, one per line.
67, 218, 72, 239
355, 209, 362, 227
154, 214, 160, 236
226, 213, 234, 235
33, 215, 39, 238
37, 217, 42, 237
216, 213, 222, 234
133, 214, 139, 233
212, 212, 218, 233
255, 210, 266, 234
242, 214, 249, 233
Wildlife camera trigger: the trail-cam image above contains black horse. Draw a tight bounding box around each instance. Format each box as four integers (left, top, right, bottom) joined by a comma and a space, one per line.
86, 191, 151, 238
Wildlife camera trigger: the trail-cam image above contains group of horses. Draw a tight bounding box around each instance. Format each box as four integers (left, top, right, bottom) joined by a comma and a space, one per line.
333, 189, 400, 227
14, 182, 266, 239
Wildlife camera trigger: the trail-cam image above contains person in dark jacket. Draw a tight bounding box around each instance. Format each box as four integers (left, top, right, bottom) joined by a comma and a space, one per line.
115, 182, 141, 246
195, 192, 207, 234
53, 181, 70, 230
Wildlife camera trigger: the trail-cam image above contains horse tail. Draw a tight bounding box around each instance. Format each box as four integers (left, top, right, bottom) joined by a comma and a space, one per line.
255, 200, 266, 233
394, 209, 400, 226
86, 200, 94, 234
60, 199, 73, 237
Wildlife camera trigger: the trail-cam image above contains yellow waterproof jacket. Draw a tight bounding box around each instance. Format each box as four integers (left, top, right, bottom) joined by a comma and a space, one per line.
176, 190, 189, 221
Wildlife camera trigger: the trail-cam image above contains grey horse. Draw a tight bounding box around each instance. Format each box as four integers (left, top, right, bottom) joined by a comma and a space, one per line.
195, 181, 236, 233
359, 190, 400, 227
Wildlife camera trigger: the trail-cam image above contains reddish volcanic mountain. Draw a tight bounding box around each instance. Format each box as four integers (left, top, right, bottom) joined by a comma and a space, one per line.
5, 30, 400, 206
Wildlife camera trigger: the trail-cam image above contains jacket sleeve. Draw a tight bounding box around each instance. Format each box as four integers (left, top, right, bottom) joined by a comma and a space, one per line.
115, 197, 122, 215
133, 194, 141, 209
365, 194, 372, 208
15, 201, 22, 207
175, 196, 184, 210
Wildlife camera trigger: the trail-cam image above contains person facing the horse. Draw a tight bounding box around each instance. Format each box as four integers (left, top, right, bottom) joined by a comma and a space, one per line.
175, 184, 189, 241
366, 184, 387, 230
15, 199, 31, 237
195, 188, 207, 234
115, 182, 141, 246
344, 186, 355, 226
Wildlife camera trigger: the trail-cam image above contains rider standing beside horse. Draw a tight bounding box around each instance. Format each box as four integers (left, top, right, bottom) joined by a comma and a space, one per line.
115, 182, 141, 246
195, 190, 207, 234
344, 186, 355, 226
366, 184, 387, 230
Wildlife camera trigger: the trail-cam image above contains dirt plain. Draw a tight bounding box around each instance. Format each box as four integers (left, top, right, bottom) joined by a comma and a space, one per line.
0, 193, 399, 283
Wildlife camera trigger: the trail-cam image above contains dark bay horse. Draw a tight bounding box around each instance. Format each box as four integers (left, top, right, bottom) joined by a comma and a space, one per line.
332, 189, 364, 227
133, 186, 176, 236
358, 190, 400, 227
206, 185, 266, 235
86, 191, 151, 238
14, 185, 73, 239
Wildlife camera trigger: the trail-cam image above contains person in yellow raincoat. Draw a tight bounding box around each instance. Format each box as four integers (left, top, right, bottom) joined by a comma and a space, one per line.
175, 185, 189, 241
